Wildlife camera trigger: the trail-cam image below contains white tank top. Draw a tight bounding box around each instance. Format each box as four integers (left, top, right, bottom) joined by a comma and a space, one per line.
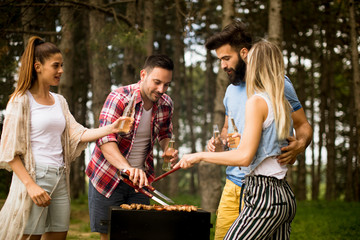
27, 91, 66, 167
253, 93, 288, 179
127, 107, 152, 170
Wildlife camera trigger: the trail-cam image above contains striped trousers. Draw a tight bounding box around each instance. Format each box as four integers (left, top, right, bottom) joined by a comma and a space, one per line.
224, 175, 296, 240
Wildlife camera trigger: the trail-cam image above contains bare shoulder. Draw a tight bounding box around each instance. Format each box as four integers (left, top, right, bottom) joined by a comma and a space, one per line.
247, 95, 267, 109
246, 95, 268, 121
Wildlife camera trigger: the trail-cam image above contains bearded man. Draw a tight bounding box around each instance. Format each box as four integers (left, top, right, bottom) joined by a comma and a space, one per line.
205, 21, 313, 240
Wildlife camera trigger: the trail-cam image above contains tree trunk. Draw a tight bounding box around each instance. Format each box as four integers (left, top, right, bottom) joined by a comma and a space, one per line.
88, 0, 111, 127
325, 90, 336, 201
310, 51, 319, 200
268, 0, 282, 47
122, 1, 137, 86
345, 96, 355, 201
295, 57, 307, 201
324, 3, 336, 201
198, 0, 234, 213
202, 49, 214, 147
202, 2, 216, 148
349, 0, 360, 202
21, 3, 36, 45
185, 65, 197, 194
144, 0, 154, 56
198, 161, 222, 212
167, 0, 184, 197
212, 0, 234, 127
318, 68, 326, 200
59, 8, 75, 110
59, 7, 80, 198
60, 7, 90, 198
73, 10, 91, 199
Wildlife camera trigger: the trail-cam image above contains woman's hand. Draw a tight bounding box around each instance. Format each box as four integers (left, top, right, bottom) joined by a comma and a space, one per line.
26, 182, 51, 207
174, 153, 202, 169
111, 116, 134, 133
8, 156, 51, 207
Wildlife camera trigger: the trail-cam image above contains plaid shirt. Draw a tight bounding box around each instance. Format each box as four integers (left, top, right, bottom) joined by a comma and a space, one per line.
86, 81, 173, 198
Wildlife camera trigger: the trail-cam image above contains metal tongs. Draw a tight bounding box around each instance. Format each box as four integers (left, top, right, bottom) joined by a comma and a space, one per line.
119, 169, 174, 206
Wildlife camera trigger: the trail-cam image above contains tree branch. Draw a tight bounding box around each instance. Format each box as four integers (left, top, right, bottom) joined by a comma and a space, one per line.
3, 29, 60, 36
2, 0, 137, 29
61, 0, 133, 28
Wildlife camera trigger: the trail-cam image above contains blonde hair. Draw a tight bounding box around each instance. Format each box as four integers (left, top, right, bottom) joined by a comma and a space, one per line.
246, 40, 291, 139
10, 36, 61, 101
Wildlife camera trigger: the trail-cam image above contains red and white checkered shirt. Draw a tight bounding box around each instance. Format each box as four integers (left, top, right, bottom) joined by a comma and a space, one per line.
86, 81, 173, 198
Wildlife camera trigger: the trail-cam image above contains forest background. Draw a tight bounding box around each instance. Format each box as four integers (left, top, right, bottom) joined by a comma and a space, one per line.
0, 0, 359, 223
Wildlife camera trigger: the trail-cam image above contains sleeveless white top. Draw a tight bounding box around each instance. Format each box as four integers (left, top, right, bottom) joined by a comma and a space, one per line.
253, 93, 288, 179
27, 91, 66, 167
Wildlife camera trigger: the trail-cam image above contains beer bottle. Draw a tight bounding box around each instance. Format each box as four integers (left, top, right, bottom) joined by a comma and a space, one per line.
228, 112, 240, 149
213, 125, 224, 152
119, 92, 137, 133
162, 135, 175, 171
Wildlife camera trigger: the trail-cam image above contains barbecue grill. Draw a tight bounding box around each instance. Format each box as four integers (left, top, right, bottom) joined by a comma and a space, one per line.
108, 206, 212, 240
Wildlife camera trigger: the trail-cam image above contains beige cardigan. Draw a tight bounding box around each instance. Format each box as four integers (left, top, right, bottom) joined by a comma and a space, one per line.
0, 93, 87, 240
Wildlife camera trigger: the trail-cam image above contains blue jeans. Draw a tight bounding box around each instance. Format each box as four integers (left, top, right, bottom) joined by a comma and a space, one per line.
88, 180, 150, 234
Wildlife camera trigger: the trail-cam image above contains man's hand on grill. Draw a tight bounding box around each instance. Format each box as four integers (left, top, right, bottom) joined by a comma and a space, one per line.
126, 167, 148, 188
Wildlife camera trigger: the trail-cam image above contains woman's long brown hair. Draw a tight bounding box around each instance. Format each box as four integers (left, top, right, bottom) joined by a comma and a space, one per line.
10, 36, 61, 101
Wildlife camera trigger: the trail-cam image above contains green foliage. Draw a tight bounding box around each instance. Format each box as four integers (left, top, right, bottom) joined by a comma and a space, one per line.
105, 22, 147, 85
0, 38, 17, 109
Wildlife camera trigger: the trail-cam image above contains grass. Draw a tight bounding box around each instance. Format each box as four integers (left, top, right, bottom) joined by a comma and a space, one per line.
291, 201, 360, 240
68, 195, 98, 239
1, 197, 359, 239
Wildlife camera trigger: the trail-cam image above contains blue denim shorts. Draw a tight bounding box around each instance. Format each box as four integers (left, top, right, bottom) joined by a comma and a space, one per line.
23, 164, 70, 235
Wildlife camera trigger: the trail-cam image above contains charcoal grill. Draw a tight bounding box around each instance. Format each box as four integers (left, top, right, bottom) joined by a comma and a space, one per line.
108, 206, 212, 240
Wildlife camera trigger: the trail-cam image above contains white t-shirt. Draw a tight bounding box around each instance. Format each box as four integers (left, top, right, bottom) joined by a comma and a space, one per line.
27, 91, 66, 167
127, 107, 152, 170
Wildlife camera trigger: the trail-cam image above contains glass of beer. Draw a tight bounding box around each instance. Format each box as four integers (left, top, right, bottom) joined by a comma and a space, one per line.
119, 116, 134, 134
162, 135, 175, 171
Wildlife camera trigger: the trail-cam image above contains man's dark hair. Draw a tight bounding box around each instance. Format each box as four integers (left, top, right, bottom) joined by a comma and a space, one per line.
205, 20, 252, 51
143, 54, 174, 71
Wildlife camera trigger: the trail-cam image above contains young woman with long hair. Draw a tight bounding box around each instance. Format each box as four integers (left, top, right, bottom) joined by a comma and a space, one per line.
175, 40, 296, 239
0, 36, 129, 240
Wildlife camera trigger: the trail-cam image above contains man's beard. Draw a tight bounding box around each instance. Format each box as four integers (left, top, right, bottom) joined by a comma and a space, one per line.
226, 55, 246, 85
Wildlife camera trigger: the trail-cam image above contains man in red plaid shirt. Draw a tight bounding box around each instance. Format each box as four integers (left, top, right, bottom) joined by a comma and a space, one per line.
86, 55, 178, 239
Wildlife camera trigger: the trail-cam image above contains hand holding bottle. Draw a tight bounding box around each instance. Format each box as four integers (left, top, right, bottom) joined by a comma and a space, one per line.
227, 132, 241, 149
207, 137, 216, 152
213, 124, 225, 152
162, 135, 179, 171
111, 117, 134, 133
227, 112, 240, 149
119, 92, 137, 133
